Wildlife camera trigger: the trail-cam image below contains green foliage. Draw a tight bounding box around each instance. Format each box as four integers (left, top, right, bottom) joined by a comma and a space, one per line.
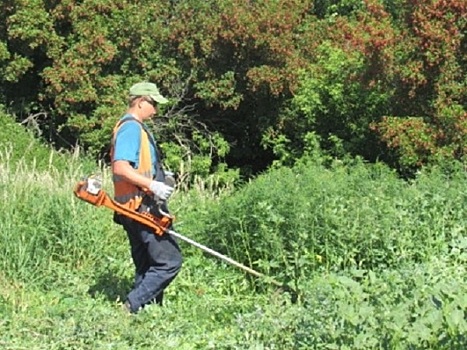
1, 0, 465, 174
294, 257, 467, 349
313, 0, 366, 18
1, 1, 467, 346
0, 146, 466, 348
193, 158, 466, 291
0, 107, 93, 172
371, 0, 467, 172
0, 163, 112, 285
272, 41, 391, 162
1, 107, 100, 175
1, 0, 320, 175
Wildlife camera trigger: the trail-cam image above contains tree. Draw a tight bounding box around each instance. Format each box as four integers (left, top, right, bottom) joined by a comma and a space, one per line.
0, 0, 464, 177
372, 0, 466, 172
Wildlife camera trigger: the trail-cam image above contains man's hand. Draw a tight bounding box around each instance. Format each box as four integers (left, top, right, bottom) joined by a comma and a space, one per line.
149, 180, 174, 201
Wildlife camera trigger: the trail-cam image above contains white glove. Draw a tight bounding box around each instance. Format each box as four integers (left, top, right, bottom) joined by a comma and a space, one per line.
149, 180, 174, 201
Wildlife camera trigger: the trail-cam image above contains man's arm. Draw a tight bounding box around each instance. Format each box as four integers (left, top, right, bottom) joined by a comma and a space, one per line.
113, 160, 173, 200
112, 120, 152, 190
112, 160, 152, 190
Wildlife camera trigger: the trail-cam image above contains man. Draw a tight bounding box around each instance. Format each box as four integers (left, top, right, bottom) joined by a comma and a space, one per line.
111, 82, 183, 313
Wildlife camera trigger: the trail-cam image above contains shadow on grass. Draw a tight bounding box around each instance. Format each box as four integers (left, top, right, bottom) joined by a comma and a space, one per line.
88, 271, 132, 302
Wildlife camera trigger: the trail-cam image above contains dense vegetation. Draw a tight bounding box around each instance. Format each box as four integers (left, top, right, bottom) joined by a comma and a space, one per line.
0, 0, 465, 348
1, 110, 466, 349
0, 0, 465, 178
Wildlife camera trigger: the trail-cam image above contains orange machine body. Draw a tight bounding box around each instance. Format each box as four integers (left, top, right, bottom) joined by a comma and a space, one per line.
73, 180, 172, 236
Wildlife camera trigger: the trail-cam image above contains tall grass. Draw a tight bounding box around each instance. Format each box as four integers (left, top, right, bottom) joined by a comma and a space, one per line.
0, 146, 117, 286
1, 115, 466, 348
190, 159, 466, 289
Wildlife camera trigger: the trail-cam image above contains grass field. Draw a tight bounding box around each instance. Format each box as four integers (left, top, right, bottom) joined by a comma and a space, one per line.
0, 113, 466, 349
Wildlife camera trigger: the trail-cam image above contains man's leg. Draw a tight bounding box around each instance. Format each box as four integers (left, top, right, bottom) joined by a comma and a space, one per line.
125, 222, 182, 312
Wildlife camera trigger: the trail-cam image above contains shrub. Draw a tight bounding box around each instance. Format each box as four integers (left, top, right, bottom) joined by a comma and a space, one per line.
0, 108, 96, 173
191, 158, 466, 291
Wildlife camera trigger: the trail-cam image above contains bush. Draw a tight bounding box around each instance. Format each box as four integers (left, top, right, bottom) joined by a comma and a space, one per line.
292, 257, 467, 349
191, 158, 466, 291
1, 148, 465, 348
0, 108, 96, 173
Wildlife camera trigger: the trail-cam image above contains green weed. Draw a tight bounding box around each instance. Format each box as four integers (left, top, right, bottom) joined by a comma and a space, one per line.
0, 143, 465, 348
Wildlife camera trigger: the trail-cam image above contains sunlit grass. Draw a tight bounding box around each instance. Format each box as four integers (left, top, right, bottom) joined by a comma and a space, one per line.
0, 143, 466, 348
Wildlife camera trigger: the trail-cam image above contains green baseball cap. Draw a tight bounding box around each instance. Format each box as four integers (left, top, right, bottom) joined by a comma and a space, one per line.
129, 82, 168, 104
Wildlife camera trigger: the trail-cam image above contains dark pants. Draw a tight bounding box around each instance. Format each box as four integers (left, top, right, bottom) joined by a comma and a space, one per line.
120, 216, 183, 313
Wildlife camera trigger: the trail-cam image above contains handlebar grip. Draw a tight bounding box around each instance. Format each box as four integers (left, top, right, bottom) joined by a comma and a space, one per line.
164, 174, 176, 188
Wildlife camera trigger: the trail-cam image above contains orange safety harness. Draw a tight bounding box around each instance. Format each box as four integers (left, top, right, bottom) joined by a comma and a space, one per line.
110, 116, 154, 211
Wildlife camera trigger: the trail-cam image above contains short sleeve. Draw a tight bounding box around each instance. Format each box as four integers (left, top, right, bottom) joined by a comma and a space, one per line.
113, 121, 141, 167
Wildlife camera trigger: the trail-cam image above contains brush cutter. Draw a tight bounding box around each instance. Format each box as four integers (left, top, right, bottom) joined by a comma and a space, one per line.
73, 175, 297, 302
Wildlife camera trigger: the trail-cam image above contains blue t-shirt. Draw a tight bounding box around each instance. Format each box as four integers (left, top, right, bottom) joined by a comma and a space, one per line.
113, 116, 157, 174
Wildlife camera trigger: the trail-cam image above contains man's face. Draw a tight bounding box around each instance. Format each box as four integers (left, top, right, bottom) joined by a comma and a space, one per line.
140, 97, 158, 119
